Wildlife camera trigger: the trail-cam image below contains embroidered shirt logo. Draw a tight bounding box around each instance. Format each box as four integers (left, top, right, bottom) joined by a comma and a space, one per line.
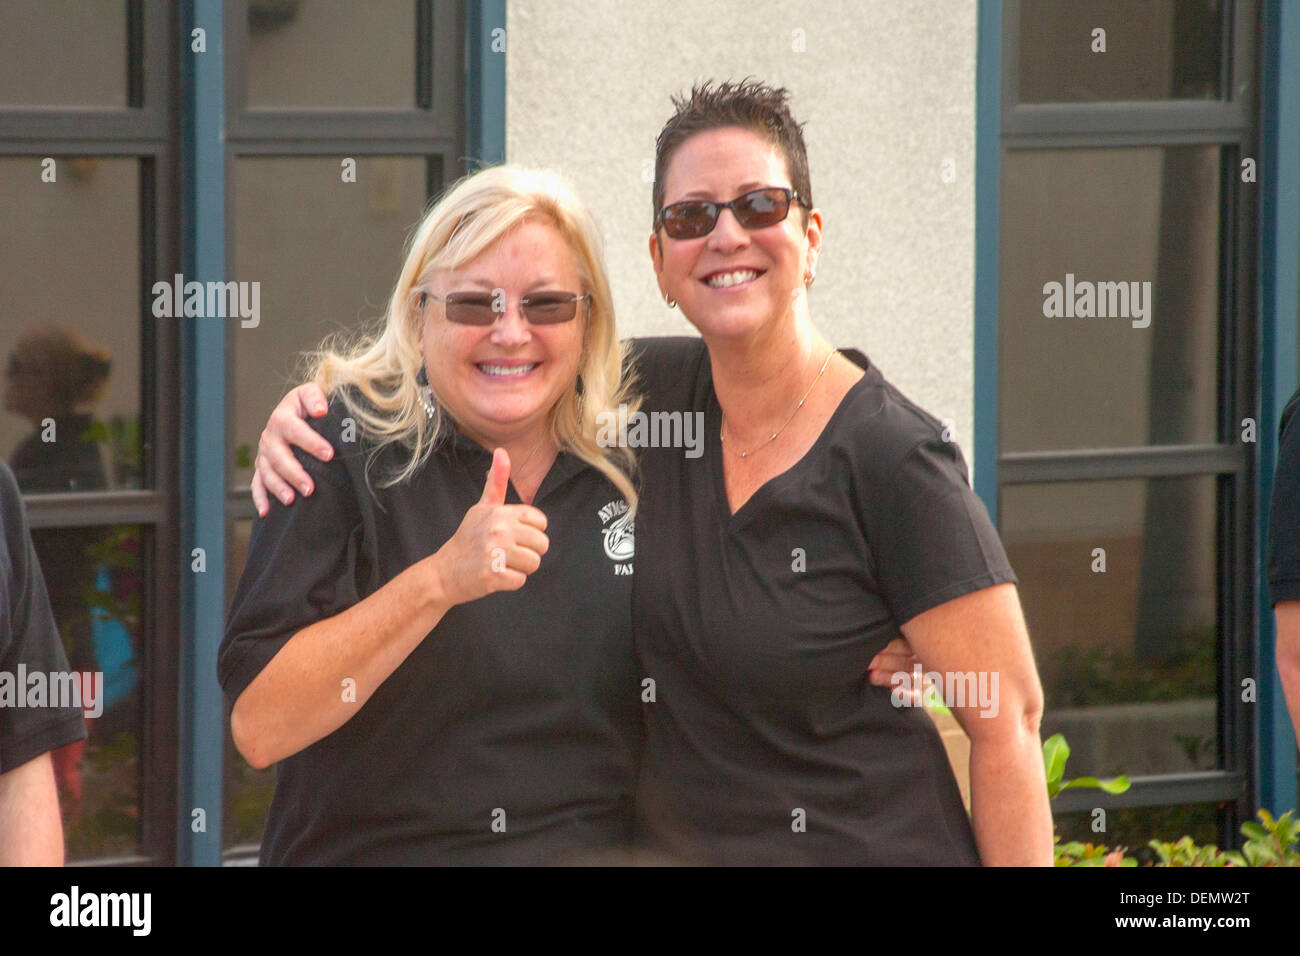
598, 499, 634, 573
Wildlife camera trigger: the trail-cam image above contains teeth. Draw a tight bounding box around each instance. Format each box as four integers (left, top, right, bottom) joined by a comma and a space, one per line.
478, 363, 537, 377
707, 270, 759, 288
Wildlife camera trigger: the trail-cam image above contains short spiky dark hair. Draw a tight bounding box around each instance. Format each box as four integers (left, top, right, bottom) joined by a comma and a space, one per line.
651, 78, 813, 229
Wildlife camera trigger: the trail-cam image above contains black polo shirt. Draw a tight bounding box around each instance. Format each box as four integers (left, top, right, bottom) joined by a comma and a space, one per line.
219, 393, 641, 865
1269, 387, 1300, 605
0, 460, 87, 772
628, 336, 1016, 865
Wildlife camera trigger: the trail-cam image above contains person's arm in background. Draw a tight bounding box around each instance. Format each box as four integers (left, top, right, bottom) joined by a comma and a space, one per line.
0, 460, 83, 865
1273, 604, 1300, 743
1268, 391, 1300, 744
0, 753, 63, 865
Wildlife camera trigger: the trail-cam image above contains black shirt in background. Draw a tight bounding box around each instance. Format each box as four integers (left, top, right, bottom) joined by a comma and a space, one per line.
629, 337, 1016, 865
1269, 387, 1300, 604
219, 394, 641, 865
0, 460, 87, 772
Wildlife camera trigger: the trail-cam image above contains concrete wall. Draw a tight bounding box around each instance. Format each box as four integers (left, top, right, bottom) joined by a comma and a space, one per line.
505, 0, 981, 473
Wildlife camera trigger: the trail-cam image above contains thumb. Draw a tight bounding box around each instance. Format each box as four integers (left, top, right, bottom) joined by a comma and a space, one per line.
480, 447, 511, 505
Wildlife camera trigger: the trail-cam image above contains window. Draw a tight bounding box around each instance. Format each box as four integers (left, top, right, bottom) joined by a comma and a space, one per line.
998, 0, 1259, 844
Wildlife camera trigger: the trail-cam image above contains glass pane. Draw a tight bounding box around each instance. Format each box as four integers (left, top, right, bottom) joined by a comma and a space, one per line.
223, 517, 275, 853
1053, 803, 1224, 862
1018, 0, 1223, 103
1002, 477, 1219, 778
30, 523, 146, 861
230, 156, 427, 491
999, 147, 1221, 453
246, 0, 416, 108
0, 157, 144, 492
0, 0, 128, 108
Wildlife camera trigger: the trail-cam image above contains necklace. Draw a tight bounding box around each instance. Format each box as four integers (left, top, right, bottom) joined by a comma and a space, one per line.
721, 347, 839, 459
516, 430, 549, 474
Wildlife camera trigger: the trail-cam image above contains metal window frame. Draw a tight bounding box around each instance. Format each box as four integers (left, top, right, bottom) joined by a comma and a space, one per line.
223, 0, 461, 147
0, 0, 181, 865
989, 0, 1264, 845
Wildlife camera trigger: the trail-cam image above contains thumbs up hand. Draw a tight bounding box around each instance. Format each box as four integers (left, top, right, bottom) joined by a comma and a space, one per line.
433, 448, 550, 606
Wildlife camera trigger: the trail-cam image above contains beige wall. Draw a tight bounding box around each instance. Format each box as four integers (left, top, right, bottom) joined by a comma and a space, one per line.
505, 0, 981, 472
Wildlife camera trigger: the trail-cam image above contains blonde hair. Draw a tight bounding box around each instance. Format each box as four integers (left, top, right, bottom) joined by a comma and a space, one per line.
307, 165, 641, 512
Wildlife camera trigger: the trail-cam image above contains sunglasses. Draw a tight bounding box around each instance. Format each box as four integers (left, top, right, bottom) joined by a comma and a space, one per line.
418, 290, 590, 326
656, 187, 807, 240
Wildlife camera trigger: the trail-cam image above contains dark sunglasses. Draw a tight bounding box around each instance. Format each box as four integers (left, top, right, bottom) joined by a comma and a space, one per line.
656, 187, 807, 240
418, 290, 590, 326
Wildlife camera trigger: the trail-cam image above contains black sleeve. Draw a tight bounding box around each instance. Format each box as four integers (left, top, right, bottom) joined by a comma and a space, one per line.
868, 434, 1018, 628
0, 462, 87, 772
218, 404, 366, 709
1269, 389, 1300, 605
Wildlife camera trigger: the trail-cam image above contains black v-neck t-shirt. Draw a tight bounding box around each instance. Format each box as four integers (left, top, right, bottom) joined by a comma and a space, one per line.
219, 395, 640, 865
628, 337, 1016, 865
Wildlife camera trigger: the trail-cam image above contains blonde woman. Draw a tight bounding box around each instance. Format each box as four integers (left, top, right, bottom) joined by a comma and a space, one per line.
218, 166, 643, 865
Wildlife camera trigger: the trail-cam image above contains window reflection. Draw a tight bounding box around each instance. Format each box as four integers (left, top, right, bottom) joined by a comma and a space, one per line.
246, 0, 416, 109
0, 0, 127, 108
999, 146, 1221, 453
4, 327, 113, 493
1018, 0, 1224, 103
1002, 477, 1219, 778
0, 157, 143, 493
30, 524, 145, 860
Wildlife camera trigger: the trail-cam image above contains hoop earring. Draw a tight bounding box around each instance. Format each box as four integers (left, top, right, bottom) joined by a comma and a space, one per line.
664, 294, 677, 309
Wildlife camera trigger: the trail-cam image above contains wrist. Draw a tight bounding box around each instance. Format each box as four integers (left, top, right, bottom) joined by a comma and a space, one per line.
422, 549, 458, 610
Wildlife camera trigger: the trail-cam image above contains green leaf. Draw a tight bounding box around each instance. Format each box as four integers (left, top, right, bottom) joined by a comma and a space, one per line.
1058, 774, 1130, 797
923, 691, 952, 716
1240, 822, 1270, 842
1094, 775, 1130, 794
1043, 734, 1069, 795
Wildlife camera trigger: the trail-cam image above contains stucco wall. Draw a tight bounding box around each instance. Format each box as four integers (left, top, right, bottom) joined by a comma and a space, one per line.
505, 0, 980, 471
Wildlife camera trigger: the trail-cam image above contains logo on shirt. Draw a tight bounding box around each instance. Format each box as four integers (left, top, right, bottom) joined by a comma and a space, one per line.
598, 499, 634, 574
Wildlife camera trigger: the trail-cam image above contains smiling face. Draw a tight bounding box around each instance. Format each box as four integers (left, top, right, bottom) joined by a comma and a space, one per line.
650, 126, 822, 341
422, 218, 586, 449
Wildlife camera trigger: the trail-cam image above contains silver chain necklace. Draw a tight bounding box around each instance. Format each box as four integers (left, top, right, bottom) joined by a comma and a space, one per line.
720, 347, 838, 459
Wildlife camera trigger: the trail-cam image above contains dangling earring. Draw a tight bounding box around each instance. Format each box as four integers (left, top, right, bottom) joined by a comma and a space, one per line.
664, 293, 677, 309
415, 333, 434, 418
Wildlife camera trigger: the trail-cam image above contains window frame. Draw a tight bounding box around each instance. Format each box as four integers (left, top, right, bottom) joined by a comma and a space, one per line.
0, 0, 182, 866
990, 0, 1261, 838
